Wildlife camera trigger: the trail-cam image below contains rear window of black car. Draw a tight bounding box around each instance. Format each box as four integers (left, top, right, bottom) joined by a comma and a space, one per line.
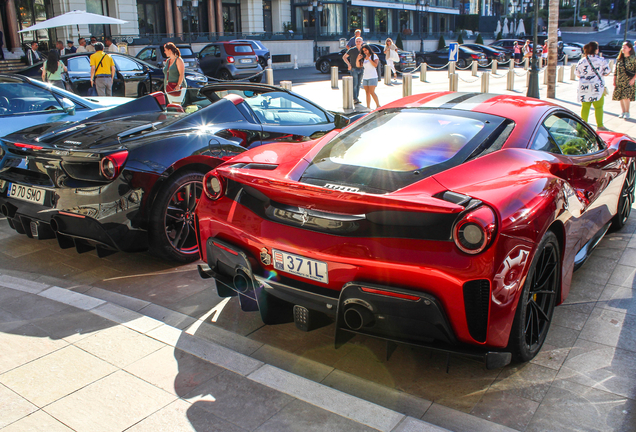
178, 47, 194, 56
226, 44, 254, 55
68, 56, 91, 72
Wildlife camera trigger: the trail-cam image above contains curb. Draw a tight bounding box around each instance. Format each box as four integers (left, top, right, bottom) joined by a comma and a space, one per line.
0, 273, 517, 432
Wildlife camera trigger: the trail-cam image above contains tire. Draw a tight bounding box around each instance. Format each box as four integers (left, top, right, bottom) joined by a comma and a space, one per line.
148, 171, 203, 263
138, 83, 148, 98
416, 56, 425, 67
457, 58, 468, 68
318, 60, 331, 74
258, 57, 268, 69
249, 75, 262, 83
218, 69, 232, 81
612, 161, 635, 230
507, 231, 560, 363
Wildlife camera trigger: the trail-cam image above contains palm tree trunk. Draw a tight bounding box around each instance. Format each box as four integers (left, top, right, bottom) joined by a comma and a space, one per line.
546, 0, 560, 98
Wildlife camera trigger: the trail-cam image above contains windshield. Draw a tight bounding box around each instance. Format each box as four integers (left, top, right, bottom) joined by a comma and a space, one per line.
0, 78, 67, 116
317, 110, 485, 172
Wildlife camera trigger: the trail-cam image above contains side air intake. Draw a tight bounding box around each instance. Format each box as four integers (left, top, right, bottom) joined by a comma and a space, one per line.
463, 279, 490, 343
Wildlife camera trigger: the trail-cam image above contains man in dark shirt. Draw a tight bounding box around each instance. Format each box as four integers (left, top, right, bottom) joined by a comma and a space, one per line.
346, 29, 361, 48
27, 41, 44, 66
65, 40, 77, 54
343, 36, 364, 104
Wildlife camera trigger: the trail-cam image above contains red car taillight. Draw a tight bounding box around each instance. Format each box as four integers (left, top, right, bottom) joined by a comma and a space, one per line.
99, 150, 128, 180
453, 206, 497, 254
14, 143, 43, 150
471, 54, 480, 60
203, 171, 224, 200
227, 56, 235, 63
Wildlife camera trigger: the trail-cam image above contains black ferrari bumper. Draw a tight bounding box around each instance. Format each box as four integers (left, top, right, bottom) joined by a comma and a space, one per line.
199, 238, 512, 369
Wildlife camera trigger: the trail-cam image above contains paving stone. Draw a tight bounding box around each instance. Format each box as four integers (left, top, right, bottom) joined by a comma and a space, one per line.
29, 308, 116, 344
184, 319, 263, 356
618, 247, 636, 267
0, 383, 38, 428
0, 409, 74, 431
185, 369, 294, 431
44, 370, 176, 432
126, 399, 247, 432
579, 306, 636, 353
91, 302, 164, 334
254, 399, 379, 432
138, 303, 198, 329
557, 338, 636, 400
597, 284, 636, 316
573, 255, 619, 285
607, 264, 636, 288
551, 305, 590, 331
390, 417, 451, 432
0, 345, 117, 407
0, 275, 50, 294
0, 324, 68, 374
470, 388, 540, 431
82, 286, 151, 311
421, 403, 517, 432
490, 363, 558, 403
251, 344, 334, 383
74, 325, 165, 368
321, 369, 432, 419
525, 379, 636, 432
124, 346, 224, 397
38, 286, 106, 310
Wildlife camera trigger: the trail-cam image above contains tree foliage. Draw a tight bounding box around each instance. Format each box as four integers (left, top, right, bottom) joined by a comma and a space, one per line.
475, 33, 484, 45
438, 35, 446, 50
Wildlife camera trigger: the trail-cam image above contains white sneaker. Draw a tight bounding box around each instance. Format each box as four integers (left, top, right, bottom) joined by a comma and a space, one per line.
619, 112, 625, 118
625, 112, 631, 119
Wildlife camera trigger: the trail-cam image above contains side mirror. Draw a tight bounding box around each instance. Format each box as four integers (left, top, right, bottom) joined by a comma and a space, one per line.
619, 140, 636, 157
334, 113, 350, 129
61, 98, 75, 116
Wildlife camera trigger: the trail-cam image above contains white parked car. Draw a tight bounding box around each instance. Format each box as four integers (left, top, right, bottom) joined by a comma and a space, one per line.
563, 43, 582, 59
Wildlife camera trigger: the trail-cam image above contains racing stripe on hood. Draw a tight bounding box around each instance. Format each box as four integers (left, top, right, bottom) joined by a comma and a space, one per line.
438, 92, 481, 109
450, 93, 499, 111
422, 92, 475, 108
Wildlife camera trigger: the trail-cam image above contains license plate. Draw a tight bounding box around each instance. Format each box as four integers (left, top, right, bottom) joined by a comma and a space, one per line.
239, 58, 252, 64
7, 183, 46, 205
273, 249, 328, 284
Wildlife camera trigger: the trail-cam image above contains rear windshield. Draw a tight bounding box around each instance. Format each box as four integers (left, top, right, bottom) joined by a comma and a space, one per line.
317, 110, 485, 172
226, 44, 254, 55
178, 47, 194, 56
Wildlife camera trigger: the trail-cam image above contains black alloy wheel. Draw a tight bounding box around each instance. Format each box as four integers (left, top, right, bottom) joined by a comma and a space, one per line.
508, 231, 560, 362
149, 171, 203, 263
319, 60, 331, 74
457, 58, 468, 68
138, 82, 149, 97
218, 69, 232, 81
613, 162, 635, 230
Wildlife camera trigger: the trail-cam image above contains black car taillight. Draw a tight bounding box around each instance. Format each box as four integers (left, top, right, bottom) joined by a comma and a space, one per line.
453, 206, 496, 254
100, 150, 128, 180
203, 171, 224, 200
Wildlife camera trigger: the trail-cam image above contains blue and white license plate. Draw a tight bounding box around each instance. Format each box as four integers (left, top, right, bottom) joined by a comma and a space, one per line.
273, 249, 329, 284
7, 183, 46, 205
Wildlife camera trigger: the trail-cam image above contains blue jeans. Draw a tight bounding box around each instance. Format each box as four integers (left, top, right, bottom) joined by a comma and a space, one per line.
351, 68, 364, 101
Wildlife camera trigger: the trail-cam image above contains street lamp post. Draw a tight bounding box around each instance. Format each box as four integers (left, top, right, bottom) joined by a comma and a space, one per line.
417, 1, 429, 53
526, 0, 539, 98
176, 0, 199, 39
309, 0, 323, 61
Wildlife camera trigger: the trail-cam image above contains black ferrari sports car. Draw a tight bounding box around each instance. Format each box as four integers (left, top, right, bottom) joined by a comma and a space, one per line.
0, 83, 360, 262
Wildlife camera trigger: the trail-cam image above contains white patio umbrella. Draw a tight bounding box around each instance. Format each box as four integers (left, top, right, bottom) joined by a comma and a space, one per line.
18, 10, 127, 33
503, 18, 510, 36
516, 19, 526, 37
496, 20, 502, 35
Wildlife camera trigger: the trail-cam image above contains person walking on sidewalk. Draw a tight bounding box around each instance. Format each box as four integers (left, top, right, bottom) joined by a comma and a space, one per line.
513, 41, 521, 65
41, 50, 67, 89
90, 43, 115, 96
343, 37, 364, 105
613, 41, 636, 119
359, 44, 380, 109
163, 42, 186, 104
575, 41, 611, 130
384, 38, 399, 83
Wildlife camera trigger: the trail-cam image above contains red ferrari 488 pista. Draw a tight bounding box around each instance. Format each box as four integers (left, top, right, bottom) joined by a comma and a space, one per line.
196, 92, 636, 368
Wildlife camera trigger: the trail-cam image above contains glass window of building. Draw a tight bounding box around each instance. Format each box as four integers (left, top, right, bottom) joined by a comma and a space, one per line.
138, 0, 166, 35
86, 0, 111, 37
348, 6, 362, 33
399, 10, 412, 33
17, 0, 52, 45
223, 0, 241, 33
321, 4, 342, 36
263, 0, 272, 33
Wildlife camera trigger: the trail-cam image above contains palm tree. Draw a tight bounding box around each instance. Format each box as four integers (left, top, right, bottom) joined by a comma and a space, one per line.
546, 0, 559, 98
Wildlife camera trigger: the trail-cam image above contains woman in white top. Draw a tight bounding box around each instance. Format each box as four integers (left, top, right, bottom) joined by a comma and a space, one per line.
357, 44, 380, 109
575, 41, 611, 130
384, 38, 399, 83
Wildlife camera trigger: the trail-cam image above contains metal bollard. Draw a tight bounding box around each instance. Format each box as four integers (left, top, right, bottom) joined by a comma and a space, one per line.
527, 70, 531, 87
538, 57, 543, 69
564, 55, 568, 66
420, 63, 427, 82
480, 72, 489, 93
524, 57, 529, 70
492, 60, 498, 75
266, 68, 274, 85
449, 73, 459, 91
558, 66, 564, 83
385, 64, 391, 86
403, 73, 412, 97
267, 58, 272, 69
472, 61, 478, 76
543, 68, 548, 85
331, 66, 339, 89
280, 80, 292, 90
507, 68, 514, 91
342, 76, 354, 110
449, 61, 455, 77
570, 64, 576, 81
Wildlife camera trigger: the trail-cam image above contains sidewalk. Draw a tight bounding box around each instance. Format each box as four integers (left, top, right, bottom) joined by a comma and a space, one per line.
0, 274, 516, 432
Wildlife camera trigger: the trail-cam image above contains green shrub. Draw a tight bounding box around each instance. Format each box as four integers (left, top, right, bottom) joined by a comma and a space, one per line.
475, 33, 484, 45
457, 32, 464, 44
496, 31, 502, 40
438, 35, 446, 50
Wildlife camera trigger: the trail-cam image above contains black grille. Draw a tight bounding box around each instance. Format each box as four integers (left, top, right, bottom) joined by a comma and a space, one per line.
463, 279, 490, 342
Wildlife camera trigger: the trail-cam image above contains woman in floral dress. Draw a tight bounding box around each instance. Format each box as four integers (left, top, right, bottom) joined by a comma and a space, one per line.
613, 41, 636, 119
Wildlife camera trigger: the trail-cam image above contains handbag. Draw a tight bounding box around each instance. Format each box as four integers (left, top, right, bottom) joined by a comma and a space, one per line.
586, 56, 609, 96
389, 48, 399, 62
621, 58, 635, 79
